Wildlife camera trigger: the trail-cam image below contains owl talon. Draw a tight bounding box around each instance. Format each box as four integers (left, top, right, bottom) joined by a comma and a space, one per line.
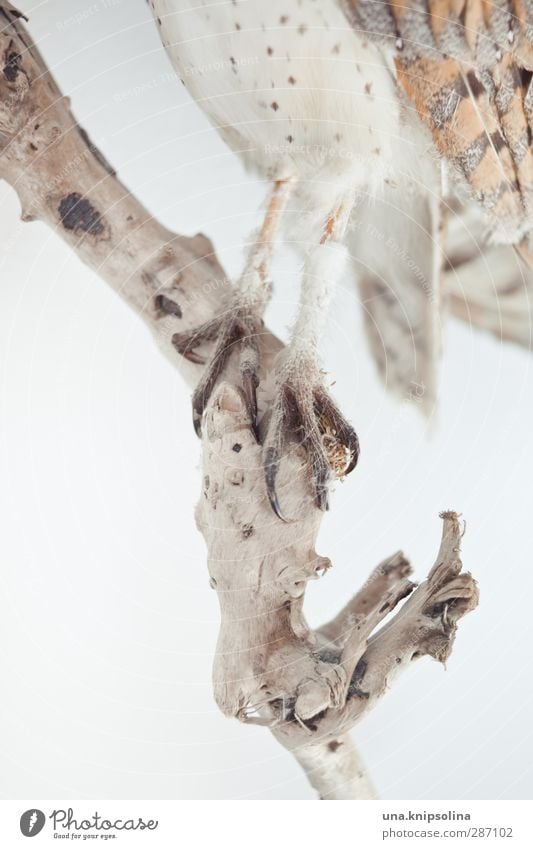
264, 445, 289, 522
262, 370, 359, 519
172, 307, 262, 436
242, 366, 260, 442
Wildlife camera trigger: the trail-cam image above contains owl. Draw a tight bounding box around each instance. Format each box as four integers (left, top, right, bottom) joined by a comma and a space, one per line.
149, 0, 531, 517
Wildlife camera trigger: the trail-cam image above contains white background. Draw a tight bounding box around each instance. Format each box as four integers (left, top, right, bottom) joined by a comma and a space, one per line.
0, 0, 532, 800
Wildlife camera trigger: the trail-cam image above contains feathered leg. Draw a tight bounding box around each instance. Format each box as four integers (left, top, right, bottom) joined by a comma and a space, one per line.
263, 198, 360, 519
172, 176, 294, 436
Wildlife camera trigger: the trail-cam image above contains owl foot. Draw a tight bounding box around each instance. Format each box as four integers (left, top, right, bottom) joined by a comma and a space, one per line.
263, 362, 359, 521
172, 305, 262, 438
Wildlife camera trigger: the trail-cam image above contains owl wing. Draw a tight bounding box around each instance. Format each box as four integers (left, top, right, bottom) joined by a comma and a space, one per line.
346, 175, 442, 410
443, 197, 533, 348
341, 0, 533, 257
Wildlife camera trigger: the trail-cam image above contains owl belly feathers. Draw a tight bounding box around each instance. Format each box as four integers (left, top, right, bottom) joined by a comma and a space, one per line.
151, 0, 403, 219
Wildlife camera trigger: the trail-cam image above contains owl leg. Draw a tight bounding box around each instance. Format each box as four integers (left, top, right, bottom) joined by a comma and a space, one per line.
263, 198, 360, 520
171, 177, 294, 436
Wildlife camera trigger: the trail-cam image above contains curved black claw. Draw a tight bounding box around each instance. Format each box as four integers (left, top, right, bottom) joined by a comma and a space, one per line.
264, 446, 289, 522
263, 379, 359, 520
241, 367, 259, 441
172, 309, 262, 438
1, 2, 28, 21
172, 316, 221, 366
240, 329, 260, 442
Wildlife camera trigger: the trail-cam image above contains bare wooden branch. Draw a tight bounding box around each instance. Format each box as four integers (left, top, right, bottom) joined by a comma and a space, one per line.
0, 7, 479, 799
318, 551, 414, 647
200, 383, 478, 797
0, 5, 242, 387
291, 735, 377, 800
